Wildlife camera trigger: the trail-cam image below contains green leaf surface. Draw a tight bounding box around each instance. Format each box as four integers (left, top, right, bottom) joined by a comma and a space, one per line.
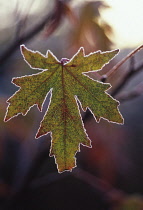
4, 45, 123, 172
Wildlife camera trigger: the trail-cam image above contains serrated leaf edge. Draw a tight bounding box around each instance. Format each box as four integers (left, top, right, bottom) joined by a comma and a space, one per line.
4, 45, 124, 173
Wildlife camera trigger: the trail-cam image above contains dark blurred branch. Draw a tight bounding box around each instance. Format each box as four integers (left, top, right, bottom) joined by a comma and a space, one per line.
28, 167, 125, 206
116, 82, 143, 102
73, 168, 125, 203
111, 56, 135, 97
112, 59, 143, 97
29, 172, 69, 189
0, 15, 52, 66
0, 0, 66, 67
43, 0, 72, 38
14, 0, 35, 39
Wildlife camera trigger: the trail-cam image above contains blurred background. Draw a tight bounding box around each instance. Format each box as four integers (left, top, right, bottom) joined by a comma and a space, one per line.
0, 0, 143, 209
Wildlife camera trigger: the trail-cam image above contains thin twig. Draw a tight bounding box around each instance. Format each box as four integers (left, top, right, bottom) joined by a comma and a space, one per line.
106, 44, 143, 78
108, 44, 143, 77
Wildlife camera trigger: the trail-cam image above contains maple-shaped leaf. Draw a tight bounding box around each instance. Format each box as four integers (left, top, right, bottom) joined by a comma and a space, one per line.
4, 45, 123, 172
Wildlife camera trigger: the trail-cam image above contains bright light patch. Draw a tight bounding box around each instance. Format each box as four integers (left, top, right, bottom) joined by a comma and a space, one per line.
102, 0, 143, 48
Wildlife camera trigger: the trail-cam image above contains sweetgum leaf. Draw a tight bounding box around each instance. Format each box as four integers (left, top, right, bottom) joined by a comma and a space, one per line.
4, 45, 123, 172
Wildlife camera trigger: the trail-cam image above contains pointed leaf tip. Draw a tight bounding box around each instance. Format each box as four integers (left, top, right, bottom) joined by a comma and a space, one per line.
112, 49, 119, 56
4, 117, 8, 122
21, 45, 26, 52
79, 47, 84, 55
